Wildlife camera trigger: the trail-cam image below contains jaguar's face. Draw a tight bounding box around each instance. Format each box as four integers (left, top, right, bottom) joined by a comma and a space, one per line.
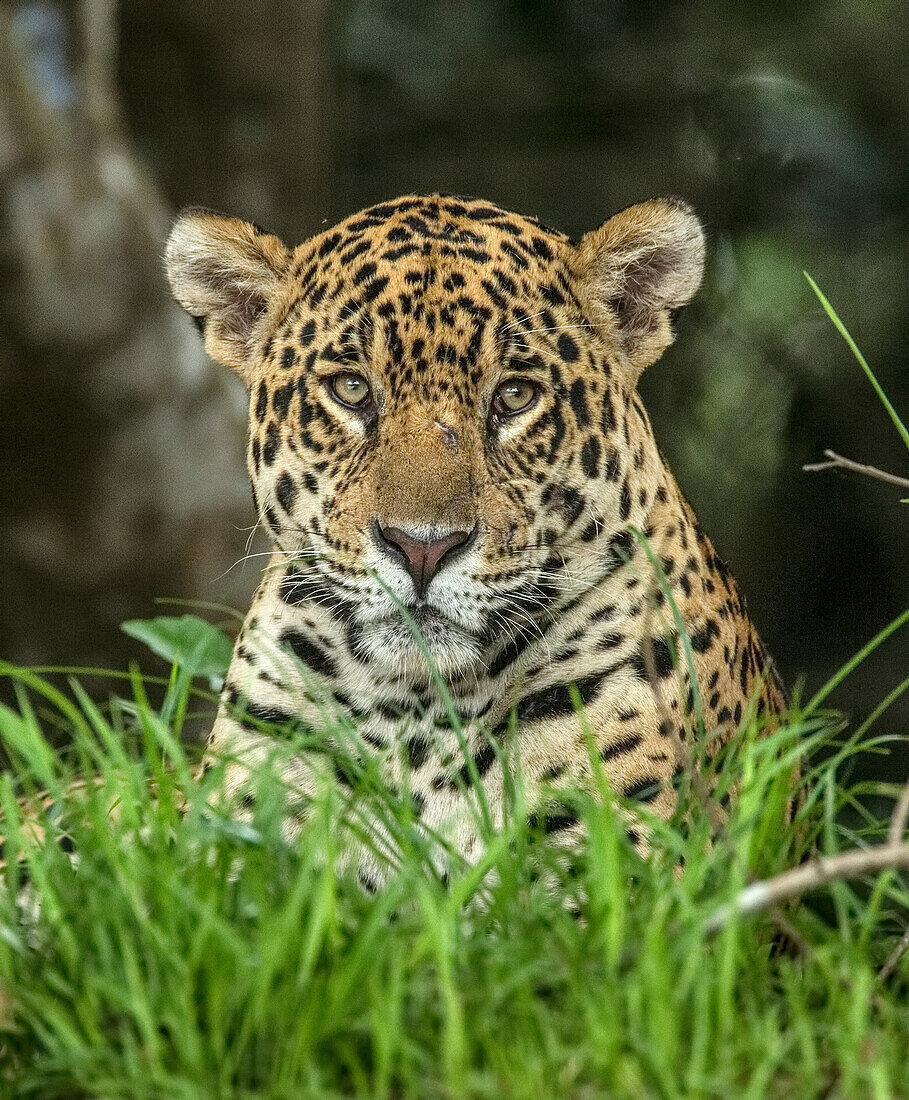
166, 195, 705, 675
247, 271, 594, 675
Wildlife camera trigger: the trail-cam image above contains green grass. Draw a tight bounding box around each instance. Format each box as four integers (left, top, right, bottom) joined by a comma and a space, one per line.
0, 632, 907, 1099
0, 284, 906, 1097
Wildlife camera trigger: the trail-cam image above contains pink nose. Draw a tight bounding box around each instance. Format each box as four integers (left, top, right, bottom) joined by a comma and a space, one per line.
374, 524, 474, 598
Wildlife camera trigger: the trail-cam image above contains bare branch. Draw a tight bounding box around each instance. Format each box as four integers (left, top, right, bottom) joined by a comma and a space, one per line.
705, 842, 909, 935
878, 925, 909, 983
803, 450, 909, 492
770, 906, 811, 957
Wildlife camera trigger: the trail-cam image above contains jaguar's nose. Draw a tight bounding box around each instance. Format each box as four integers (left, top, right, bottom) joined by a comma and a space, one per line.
373, 523, 475, 598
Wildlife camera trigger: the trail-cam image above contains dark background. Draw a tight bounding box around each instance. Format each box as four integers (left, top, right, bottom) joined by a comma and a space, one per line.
1, 1, 907, 768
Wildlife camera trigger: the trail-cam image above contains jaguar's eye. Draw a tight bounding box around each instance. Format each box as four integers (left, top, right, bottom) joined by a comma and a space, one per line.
328, 372, 371, 409
492, 378, 540, 418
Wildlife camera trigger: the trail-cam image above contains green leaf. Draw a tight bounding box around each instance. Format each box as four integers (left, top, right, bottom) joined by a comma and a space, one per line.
121, 615, 233, 688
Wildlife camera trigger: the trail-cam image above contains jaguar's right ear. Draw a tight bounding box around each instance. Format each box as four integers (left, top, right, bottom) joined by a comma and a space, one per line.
165, 208, 292, 376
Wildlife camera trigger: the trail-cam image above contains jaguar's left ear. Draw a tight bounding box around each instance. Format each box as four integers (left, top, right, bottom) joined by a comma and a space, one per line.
575, 198, 705, 380
165, 208, 293, 378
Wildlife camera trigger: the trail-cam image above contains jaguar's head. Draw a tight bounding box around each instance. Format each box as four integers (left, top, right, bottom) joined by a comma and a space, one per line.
166, 195, 704, 676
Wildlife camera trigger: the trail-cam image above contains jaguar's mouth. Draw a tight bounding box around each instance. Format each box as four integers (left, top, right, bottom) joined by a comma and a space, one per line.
358, 605, 483, 677
384, 602, 473, 648
409, 603, 456, 630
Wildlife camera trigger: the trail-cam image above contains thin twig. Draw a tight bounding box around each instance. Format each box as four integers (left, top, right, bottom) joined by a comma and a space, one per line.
878, 925, 909, 983
705, 842, 909, 935
770, 906, 811, 957
803, 450, 909, 492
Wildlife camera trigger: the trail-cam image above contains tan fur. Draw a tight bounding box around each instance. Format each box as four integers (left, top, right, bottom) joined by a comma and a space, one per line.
166, 193, 785, 881
165, 211, 293, 375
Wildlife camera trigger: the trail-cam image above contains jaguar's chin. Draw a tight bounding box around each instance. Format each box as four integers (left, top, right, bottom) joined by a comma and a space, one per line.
359, 607, 483, 678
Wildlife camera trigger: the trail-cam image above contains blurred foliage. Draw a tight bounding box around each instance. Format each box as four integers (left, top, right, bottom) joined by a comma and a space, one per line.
121, 615, 233, 691
1, 0, 907, 763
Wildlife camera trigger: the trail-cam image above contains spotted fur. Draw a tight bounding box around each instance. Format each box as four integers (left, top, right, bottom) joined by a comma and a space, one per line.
166, 193, 785, 880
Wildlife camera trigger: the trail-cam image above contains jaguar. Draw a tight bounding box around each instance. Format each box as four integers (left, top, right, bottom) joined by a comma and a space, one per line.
165, 192, 785, 883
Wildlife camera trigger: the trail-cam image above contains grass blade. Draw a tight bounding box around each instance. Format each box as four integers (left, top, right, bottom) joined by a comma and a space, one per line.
805, 606, 909, 713
805, 272, 909, 453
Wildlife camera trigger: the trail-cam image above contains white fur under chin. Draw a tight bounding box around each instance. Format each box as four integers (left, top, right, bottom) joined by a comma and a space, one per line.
358, 614, 484, 679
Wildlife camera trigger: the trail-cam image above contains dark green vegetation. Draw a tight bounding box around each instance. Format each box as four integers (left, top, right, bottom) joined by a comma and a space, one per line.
0, 606, 907, 1099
